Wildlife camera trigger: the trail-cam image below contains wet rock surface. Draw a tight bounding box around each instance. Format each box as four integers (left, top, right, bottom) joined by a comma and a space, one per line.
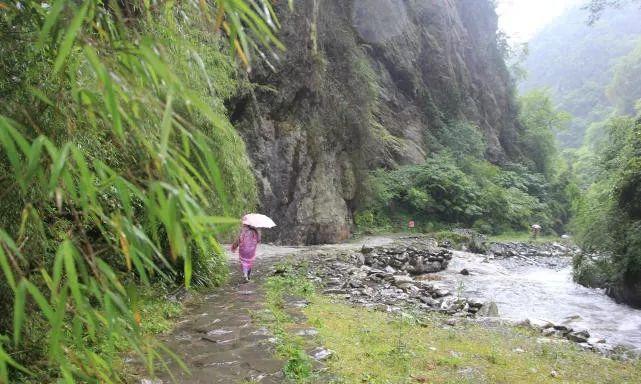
486, 241, 579, 259
362, 239, 453, 275
151, 277, 287, 384
303, 240, 490, 318
235, 0, 523, 244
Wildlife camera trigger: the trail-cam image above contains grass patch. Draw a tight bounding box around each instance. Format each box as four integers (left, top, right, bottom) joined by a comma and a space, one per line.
304, 299, 641, 383
136, 286, 185, 335
258, 262, 317, 382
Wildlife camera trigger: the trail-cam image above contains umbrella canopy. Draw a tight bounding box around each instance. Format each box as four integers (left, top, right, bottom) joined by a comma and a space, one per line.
531, 224, 542, 230
242, 213, 276, 228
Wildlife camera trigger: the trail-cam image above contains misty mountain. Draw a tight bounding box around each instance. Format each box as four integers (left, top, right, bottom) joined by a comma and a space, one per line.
521, 3, 641, 147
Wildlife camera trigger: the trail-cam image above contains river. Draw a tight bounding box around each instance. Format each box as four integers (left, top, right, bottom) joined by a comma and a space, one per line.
436, 250, 641, 352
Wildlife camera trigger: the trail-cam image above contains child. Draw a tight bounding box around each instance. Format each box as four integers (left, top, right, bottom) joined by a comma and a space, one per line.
231, 224, 261, 282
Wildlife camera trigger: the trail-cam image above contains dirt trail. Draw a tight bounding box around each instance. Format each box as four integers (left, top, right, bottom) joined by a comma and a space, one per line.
153, 236, 394, 383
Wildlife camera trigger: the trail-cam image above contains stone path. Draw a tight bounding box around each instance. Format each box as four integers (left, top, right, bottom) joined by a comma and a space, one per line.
149, 236, 394, 383
156, 275, 285, 383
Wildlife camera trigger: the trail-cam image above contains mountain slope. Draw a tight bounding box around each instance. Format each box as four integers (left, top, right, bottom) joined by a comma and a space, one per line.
232, 0, 525, 244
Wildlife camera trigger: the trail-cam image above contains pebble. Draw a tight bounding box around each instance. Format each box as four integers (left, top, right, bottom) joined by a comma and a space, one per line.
295, 328, 319, 337
309, 347, 333, 361
445, 318, 458, 326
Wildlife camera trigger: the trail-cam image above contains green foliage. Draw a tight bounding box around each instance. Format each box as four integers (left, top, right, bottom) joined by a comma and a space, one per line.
607, 39, 641, 115
434, 120, 487, 160
0, 1, 280, 382
518, 90, 570, 178
357, 152, 570, 235
261, 264, 316, 381
357, 90, 579, 235
572, 115, 641, 291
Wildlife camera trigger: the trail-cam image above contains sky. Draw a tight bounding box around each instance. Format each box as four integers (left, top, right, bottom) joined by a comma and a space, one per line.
496, 0, 580, 42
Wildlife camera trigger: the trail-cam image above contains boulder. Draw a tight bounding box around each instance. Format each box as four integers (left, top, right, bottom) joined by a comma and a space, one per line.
477, 301, 499, 317
566, 330, 590, 343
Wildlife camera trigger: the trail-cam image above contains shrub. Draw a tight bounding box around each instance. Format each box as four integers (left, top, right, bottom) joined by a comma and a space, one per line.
357, 152, 569, 234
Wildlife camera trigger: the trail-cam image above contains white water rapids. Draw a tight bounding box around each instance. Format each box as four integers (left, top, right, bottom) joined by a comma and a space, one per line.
437, 251, 641, 352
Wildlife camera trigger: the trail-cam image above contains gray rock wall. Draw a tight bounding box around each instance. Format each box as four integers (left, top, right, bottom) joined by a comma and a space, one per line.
233, 0, 522, 244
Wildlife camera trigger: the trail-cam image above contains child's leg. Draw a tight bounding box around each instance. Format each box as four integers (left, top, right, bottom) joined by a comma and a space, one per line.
241, 264, 249, 280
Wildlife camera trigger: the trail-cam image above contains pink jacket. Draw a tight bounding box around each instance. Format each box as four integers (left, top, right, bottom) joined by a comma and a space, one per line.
231, 226, 260, 267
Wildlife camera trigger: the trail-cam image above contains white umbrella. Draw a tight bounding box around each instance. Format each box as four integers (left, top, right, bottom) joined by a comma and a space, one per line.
242, 213, 277, 228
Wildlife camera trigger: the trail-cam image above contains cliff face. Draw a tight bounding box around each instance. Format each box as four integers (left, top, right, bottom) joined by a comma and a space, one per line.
232, 0, 522, 244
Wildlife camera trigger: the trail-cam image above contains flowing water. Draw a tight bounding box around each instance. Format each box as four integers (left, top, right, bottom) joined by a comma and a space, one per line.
438, 250, 641, 352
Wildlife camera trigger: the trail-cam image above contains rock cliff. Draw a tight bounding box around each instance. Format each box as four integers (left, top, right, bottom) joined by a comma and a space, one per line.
232, 0, 523, 244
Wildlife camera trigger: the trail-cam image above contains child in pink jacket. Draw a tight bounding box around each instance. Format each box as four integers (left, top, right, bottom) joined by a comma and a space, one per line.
231, 224, 261, 282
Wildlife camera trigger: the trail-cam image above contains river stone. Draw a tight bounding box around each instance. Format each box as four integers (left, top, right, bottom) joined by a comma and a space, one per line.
323, 288, 349, 294
361, 245, 374, 254
432, 288, 451, 298
392, 275, 414, 285
362, 240, 452, 275
542, 328, 558, 337
477, 301, 499, 317
419, 296, 440, 306
567, 330, 590, 343
309, 347, 334, 361
295, 328, 319, 337
553, 324, 572, 333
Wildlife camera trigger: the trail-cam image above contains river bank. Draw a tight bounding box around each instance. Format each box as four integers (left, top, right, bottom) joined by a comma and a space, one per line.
295, 235, 640, 356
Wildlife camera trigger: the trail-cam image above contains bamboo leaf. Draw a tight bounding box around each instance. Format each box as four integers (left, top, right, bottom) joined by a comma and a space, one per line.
0, 117, 22, 174
28, 87, 55, 106
62, 241, 84, 312
0, 342, 33, 378
53, 2, 89, 74
184, 252, 192, 288
0, 243, 16, 292
159, 92, 174, 161
38, 0, 66, 48
48, 142, 71, 192
24, 281, 54, 322
13, 281, 27, 346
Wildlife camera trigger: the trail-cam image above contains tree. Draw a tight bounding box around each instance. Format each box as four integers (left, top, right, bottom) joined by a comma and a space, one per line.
518, 90, 571, 177
607, 41, 641, 114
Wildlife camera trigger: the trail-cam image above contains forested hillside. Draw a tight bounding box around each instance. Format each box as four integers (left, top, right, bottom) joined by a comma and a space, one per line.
521, 2, 641, 148
521, 0, 641, 308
